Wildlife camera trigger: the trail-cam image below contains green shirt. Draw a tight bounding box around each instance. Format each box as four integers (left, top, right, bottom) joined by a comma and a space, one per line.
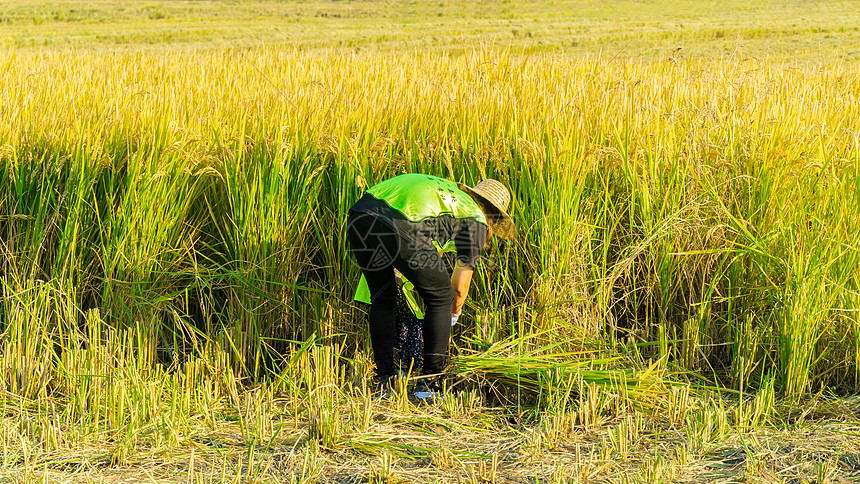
350, 174, 489, 269
365, 174, 487, 225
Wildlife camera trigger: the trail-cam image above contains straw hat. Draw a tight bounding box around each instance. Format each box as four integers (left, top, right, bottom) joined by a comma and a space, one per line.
458, 179, 516, 240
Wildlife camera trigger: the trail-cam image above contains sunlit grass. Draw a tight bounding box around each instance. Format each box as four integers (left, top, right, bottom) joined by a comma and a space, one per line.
2, 0, 859, 63
3, 46, 859, 389
1, 45, 859, 481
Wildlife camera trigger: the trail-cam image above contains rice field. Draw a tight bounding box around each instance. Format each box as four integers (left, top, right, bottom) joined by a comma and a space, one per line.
2, 1, 860, 482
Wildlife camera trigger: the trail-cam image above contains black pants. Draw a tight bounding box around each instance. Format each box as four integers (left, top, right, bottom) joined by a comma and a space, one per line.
347, 211, 453, 378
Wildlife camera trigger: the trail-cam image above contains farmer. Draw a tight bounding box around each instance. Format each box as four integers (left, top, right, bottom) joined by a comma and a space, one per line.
346, 174, 515, 400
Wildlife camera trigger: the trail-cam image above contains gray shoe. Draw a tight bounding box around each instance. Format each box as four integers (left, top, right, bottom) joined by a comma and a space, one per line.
411, 377, 444, 404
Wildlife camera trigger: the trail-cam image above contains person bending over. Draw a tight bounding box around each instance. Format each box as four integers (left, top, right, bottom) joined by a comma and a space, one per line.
346, 174, 515, 401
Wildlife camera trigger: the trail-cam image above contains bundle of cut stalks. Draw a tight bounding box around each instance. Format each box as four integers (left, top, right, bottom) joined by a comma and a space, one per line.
453, 334, 672, 409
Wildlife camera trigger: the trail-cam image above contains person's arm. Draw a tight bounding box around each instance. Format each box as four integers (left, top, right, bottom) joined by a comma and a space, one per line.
451, 260, 474, 316
450, 219, 487, 322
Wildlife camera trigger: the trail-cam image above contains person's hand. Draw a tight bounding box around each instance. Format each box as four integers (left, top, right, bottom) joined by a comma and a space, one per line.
451, 311, 461, 327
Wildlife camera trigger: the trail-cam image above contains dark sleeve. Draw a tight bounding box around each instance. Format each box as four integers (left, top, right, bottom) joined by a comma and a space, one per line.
453, 220, 488, 269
